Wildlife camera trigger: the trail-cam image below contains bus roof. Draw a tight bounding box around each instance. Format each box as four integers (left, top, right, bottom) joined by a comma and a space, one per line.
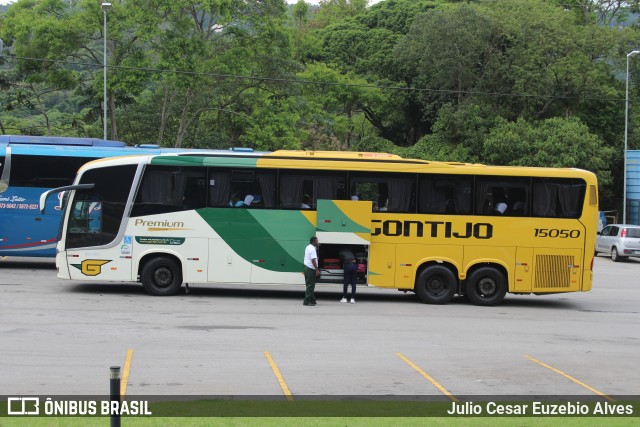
0, 135, 127, 147
76, 150, 597, 181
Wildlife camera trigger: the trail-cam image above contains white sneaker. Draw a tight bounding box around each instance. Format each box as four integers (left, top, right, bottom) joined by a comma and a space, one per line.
340, 298, 347, 303
350, 299, 355, 304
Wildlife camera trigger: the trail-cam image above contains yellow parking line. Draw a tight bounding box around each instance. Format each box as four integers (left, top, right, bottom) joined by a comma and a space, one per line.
121, 349, 134, 398
524, 355, 615, 402
264, 351, 294, 401
396, 352, 458, 402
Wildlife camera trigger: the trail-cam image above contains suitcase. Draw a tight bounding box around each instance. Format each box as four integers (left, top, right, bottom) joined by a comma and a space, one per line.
322, 258, 341, 269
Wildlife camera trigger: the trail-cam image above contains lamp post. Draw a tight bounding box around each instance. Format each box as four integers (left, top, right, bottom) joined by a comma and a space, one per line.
101, 2, 111, 141
624, 50, 640, 224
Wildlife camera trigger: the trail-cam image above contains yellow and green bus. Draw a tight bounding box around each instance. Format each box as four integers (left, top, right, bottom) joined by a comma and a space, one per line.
40, 150, 598, 306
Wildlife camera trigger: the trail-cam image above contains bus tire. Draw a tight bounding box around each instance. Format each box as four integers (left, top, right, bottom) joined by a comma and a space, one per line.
141, 257, 182, 296
414, 266, 456, 305
465, 267, 507, 306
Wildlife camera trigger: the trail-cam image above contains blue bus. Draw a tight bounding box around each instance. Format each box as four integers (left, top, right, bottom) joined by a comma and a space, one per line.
0, 135, 189, 257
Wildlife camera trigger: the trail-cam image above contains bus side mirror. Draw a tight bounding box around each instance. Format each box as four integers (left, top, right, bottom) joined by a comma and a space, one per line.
58, 191, 68, 211
39, 183, 95, 214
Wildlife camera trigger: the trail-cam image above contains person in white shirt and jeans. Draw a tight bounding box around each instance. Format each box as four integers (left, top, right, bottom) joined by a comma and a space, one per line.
303, 237, 320, 306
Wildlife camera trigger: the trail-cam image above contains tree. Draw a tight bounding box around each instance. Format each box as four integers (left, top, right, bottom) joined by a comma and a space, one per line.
297, 62, 385, 150
483, 116, 614, 198
120, 0, 297, 148
0, 0, 84, 135
237, 92, 307, 151
293, 0, 310, 27
554, 0, 640, 26
312, 0, 369, 29
309, 0, 449, 145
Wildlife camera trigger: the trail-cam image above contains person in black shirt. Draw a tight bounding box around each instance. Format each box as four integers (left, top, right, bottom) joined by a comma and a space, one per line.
339, 248, 357, 304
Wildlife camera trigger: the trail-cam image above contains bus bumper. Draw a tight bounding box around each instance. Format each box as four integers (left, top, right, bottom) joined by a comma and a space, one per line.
56, 251, 71, 279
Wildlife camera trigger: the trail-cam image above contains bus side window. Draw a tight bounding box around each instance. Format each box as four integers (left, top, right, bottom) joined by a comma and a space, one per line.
418, 175, 472, 215
132, 166, 206, 216
182, 177, 207, 210
475, 177, 529, 216
532, 178, 585, 218
9, 155, 96, 188
279, 170, 347, 210
222, 168, 276, 208
350, 172, 415, 213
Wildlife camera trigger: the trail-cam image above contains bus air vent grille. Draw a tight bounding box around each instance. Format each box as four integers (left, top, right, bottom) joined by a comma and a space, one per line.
534, 255, 572, 289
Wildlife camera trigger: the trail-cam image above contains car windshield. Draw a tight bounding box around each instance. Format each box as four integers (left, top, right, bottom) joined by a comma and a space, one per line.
626, 228, 640, 238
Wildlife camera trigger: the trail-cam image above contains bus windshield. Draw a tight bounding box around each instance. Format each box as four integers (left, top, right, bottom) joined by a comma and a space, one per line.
66, 165, 137, 249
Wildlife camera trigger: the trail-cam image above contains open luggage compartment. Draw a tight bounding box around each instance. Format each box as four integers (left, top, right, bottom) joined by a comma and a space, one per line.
317, 244, 368, 284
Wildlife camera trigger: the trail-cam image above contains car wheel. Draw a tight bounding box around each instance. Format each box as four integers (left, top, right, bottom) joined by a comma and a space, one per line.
611, 247, 620, 262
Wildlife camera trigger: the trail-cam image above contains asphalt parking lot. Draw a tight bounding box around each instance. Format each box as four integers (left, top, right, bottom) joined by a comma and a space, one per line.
0, 255, 638, 399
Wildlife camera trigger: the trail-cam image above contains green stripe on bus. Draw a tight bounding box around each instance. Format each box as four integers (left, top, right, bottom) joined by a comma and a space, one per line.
316, 200, 369, 233
201, 157, 258, 167
150, 156, 258, 168
196, 208, 314, 273
150, 156, 207, 166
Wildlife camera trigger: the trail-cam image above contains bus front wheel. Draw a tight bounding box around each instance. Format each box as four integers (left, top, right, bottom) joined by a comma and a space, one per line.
465, 267, 507, 306
141, 257, 183, 296
415, 266, 457, 304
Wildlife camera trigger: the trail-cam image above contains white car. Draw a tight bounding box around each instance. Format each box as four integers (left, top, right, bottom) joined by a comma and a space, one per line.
595, 224, 640, 262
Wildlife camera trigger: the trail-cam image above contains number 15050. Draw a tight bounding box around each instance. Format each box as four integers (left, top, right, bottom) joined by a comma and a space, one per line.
534, 228, 580, 238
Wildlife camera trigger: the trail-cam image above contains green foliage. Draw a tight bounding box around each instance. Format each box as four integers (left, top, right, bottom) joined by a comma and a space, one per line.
350, 134, 397, 153
238, 93, 306, 151
404, 103, 492, 163
0, 0, 637, 209
552, 0, 640, 26
297, 62, 386, 149
484, 116, 614, 197
293, 1, 310, 27
312, 0, 369, 29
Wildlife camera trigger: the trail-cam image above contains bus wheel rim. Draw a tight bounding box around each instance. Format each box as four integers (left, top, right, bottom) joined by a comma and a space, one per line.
477, 278, 496, 297
153, 267, 173, 288
427, 276, 446, 296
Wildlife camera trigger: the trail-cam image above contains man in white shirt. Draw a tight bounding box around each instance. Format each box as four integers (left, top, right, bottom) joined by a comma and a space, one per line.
303, 236, 320, 306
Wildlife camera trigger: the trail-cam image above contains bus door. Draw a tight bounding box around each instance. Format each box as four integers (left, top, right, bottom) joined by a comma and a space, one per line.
65, 194, 130, 281
63, 164, 138, 281
315, 199, 372, 280
315, 199, 371, 244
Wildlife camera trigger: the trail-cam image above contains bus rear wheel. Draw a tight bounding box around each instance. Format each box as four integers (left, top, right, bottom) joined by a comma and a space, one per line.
465, 267, 507, 306
415, 266, 457, 304
141, 257, 182, 296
